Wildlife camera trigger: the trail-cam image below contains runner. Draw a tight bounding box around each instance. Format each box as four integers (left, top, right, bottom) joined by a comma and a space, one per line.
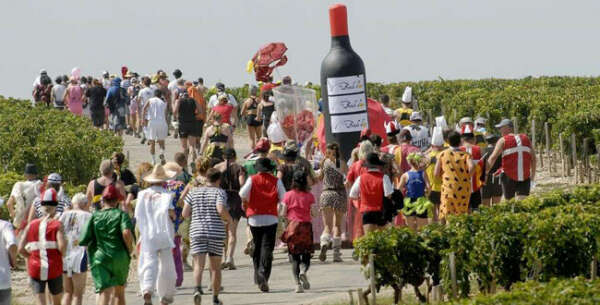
239, 158, 286, 293
398, 129, 420, 174
209, 94, 236, 127
65, 77, 84, 116
86, 160, 116, 211
183, 168, 232, 305
460, 124, 483, 211
59, 193, 91, 305
380, 94, 394, 118
0, 207, 17, 305
79, 184, 135, 305
399, 153, 430, 231
137, 77, 155, 143
425, 127, 445, 222
50, 76, 67, 110
163, 161, 185, 288
481, 134, 503, 206
200, 113, 233, 158
214, 149, 246, 270
143, 89, 169, 165
18, 188, 67, 305
317, 143, 347, 263
28, 173, 71, 223
86, 79, 108, 129
404, 112, 430, 151
136, 165, 177, 305
348, 153, 394, 234
174, 90, 201, 163
105, 77, 127, 136
128, 77, 142, 138
434, 131, 473, 221
345, 140, 374, 241
281, 171, 315, 293
6, 163, 42, 236
33, 74, 53, 107
487, 118, 536, 200
207, 82, 238, 110
241, 86, 262, 149
257, 90, 276, 137
394, 86, 414, 127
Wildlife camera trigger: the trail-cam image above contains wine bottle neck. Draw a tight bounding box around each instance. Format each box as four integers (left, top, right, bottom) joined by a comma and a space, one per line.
330, 35, 352, 49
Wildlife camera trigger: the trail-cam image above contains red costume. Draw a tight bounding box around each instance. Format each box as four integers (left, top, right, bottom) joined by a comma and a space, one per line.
25, 218, 63, 281
502, 134, 532, 181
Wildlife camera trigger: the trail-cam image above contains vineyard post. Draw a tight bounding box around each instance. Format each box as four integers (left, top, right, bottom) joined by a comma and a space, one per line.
538, 139, 544, 169
432, 285, 442, 303
597, 145, 600, 183
452, 109, 457, 125
428, 109, 433, 133
449, 252, 457, 299
369, 254, 376, 305
591, 257, 598, 281
357, 288, 364, 305
545, 122, 552, 173
348, 290, 355, 305
571, 133, 578, 184
531, 119, 536, 151
560, 133, 566, 177
512, 116, 518, 133
584, 138, 591, 184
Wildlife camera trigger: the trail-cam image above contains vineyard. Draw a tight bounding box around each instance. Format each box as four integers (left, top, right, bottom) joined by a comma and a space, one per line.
352, 185, 600, 304
0, 97, 122, 218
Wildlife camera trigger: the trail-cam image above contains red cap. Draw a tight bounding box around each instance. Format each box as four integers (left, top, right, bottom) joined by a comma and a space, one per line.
102, 184, 124, 201
254, 138, 272, 153
329, 3, 348, 37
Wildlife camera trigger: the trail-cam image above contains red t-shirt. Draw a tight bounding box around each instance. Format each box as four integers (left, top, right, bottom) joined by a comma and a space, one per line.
212, 104, 234, 124
347, 160, 368, 185
282, 190, 315, 222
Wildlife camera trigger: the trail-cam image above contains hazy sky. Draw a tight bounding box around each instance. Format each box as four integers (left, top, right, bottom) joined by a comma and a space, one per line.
2, 0, 600, 99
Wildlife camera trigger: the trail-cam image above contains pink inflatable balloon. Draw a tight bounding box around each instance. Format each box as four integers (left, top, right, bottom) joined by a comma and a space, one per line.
71, 67, 81, 80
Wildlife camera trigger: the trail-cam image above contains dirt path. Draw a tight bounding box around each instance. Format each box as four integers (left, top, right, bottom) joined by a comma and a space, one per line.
10, 131, 569, 305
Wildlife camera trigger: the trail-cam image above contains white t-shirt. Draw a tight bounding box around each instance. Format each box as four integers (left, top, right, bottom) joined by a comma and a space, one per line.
138, 87, 155, 109
9, 180, 41, 227
135, 186, 175, 252
167, 78, 180, 92
0, 220, 16, 289
52, 84, 67, 102
208, 93, 238, 109
59, 210, 91, 275
404, 125, 431, 152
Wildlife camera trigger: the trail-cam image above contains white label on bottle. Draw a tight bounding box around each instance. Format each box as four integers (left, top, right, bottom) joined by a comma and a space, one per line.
331, 112, 369, 133
328, 93, 367, 115
327, 74, 365, 96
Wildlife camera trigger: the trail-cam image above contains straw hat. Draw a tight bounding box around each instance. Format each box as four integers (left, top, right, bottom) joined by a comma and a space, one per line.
163, 162, 182, 176
143, 164, 176, 184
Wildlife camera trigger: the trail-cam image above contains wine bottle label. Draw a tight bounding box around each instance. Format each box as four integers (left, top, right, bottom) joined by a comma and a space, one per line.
330, 112, 369, 133
326, 74, 368, 133
326, 74, 365, 95
328, 93, 366, 114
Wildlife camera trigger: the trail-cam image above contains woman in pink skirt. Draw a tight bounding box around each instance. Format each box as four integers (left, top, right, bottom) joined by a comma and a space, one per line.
65, 78, 84, 116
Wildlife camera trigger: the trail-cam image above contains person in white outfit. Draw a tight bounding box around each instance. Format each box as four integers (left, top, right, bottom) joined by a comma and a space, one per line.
59, 193, 91, 305
143, 89, 169, 165
0, 208, 18, 305
135, 164, 177, 305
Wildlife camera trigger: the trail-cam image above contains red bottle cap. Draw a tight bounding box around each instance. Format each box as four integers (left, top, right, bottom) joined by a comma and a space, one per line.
329, 3, 348, 37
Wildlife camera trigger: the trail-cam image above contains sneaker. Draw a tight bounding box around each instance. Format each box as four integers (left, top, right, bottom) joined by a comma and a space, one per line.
140, 137, 146, 144
213, 298, 223, 305
259, 282, 269, 293
318, 244, 328, 262
295, 283, 304, 293
299, 273, 310, 290
193, 291, 202, 305
221, 262, 231, 270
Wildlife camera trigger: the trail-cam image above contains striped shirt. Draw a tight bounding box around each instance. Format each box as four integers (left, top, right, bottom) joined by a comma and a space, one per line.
184, 186, 228, 240
32, 195, 72, 219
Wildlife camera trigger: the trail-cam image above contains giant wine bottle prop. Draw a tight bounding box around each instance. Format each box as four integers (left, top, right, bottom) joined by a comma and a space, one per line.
320, 3, 368, 162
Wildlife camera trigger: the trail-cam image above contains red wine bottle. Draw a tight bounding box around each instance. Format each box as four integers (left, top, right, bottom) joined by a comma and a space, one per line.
320, 3, 368, 162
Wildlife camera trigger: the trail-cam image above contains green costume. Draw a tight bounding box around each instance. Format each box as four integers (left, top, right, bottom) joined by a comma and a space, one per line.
80, 208, 134, 292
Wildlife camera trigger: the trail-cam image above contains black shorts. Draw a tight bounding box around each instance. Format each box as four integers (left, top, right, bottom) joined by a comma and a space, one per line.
481, 180, 503, 199
469, 191, 482, 211
91, 111, 105, 127
30, 276, 63, 295
362, 211, 386, 226
246, 115, 261, 127
429, 191, 441, 205
179, 121, 203, 138
502, 175, 531, 200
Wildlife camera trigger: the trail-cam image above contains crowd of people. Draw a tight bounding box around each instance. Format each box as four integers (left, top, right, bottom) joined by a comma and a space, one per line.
0, 69, 537, 305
